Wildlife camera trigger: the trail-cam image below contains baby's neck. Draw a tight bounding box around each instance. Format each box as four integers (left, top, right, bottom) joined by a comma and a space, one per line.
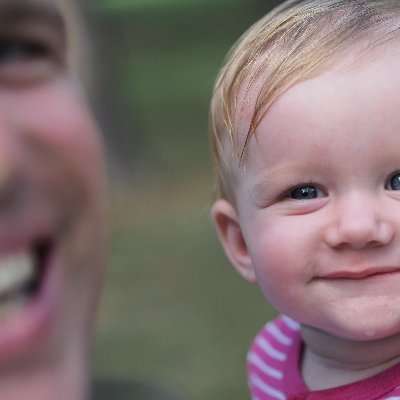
300, 325, 400, 391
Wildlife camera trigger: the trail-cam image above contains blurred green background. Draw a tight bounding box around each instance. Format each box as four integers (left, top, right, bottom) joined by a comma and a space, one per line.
88, 0, 280, 398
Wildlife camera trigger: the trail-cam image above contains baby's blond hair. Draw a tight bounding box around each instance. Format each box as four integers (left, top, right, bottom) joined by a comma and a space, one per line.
209, 0, 400, 200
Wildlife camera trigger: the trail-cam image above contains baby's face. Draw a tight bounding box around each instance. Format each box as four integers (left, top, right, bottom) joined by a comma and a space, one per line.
213, 46, 400, 341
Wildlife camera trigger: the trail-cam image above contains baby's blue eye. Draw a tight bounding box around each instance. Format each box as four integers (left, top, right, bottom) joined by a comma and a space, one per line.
290, 185, 319, 200
388, 172, 400, 191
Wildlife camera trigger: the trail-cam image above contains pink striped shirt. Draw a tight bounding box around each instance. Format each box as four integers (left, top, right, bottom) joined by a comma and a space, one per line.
247, 315, 400, 400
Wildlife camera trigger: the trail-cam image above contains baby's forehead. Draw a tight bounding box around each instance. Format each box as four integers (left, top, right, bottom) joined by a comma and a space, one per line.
237, 40, 400, 127
210, 1, 400, 200
230, 41, 400, 172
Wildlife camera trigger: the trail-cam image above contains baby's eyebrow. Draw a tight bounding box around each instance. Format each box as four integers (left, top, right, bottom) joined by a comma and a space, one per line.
0, 0, 66, 44
249, 169, 288, 198
249, 164, 312, 198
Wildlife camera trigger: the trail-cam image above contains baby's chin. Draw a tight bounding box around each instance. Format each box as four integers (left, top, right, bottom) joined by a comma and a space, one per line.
300, 310, 400, 344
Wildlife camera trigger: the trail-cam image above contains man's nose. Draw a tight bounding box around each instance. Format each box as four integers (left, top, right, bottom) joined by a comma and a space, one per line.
323, 191, 395, 250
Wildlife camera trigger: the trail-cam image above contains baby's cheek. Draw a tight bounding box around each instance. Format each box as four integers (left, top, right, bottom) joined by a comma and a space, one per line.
249, 227, 311, 314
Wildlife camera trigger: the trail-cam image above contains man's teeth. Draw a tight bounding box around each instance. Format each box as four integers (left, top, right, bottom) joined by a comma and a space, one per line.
0, 252, 36, 319
0, 252, 35, 297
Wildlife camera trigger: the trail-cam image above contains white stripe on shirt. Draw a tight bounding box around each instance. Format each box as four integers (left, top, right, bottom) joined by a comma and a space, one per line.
248, 352, 283, 379
255, 336, 287, 361
281, 315, 300, 331
249, 373, 286, 400
266, 323, 293, 346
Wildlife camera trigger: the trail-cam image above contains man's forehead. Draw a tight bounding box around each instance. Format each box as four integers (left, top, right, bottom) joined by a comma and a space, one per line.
0, 0, 65, 26
0, 0, 68, 56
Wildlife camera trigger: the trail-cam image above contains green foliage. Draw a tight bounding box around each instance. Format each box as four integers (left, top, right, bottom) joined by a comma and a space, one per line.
90, 1, 280, 398
94, 0, 250, 13
93, 184, 276, 399
92, 0, 274, 173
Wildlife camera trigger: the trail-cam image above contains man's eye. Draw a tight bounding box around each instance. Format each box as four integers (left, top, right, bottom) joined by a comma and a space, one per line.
0, 39, 49, 64
290, 185, 322, 200
388, 172, 400, 191
0, 36, 63, 85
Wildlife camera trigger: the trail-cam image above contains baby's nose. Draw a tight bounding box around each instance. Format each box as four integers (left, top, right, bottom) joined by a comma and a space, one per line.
323, 192, 394, 250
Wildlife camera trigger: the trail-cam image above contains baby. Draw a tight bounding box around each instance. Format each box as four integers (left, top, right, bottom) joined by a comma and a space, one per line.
209, 0, 400, 399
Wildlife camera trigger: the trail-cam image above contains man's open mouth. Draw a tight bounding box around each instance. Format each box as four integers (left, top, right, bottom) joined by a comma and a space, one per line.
0, 240, 52, 320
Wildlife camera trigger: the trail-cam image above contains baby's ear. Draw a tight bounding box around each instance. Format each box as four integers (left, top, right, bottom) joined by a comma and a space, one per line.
211, 199, 256, 283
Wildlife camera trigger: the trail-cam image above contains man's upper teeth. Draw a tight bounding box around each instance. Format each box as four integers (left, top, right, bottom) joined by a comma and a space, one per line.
0, 252, 35, 296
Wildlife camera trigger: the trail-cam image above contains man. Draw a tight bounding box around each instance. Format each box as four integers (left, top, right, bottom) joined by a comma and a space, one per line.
0, 0, 107, 398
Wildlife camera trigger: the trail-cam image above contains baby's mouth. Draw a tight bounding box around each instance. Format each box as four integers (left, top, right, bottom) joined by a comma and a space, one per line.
0, 240, 51, 320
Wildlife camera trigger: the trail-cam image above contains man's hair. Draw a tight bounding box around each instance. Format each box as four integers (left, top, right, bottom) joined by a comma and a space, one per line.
209, 0, 400, 200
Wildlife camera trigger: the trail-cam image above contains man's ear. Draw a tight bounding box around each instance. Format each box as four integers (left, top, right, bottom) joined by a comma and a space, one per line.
211, 199, 256, 283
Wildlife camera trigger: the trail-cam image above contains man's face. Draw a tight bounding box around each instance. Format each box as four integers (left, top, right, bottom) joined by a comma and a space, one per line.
0, 0, 106, 380
213, 46, 400, 342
